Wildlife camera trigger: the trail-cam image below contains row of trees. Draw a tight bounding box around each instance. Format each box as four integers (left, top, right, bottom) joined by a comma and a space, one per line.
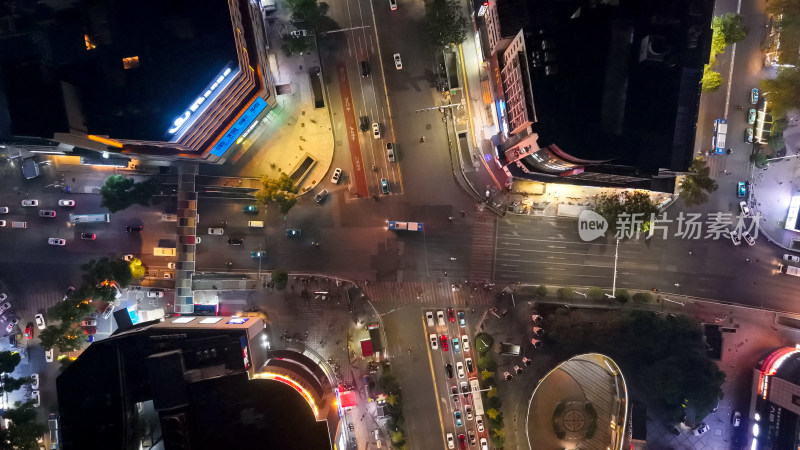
0, 352, 45, 448
536, 284, 653, 305
378, 364, 408, 450
474, 333, 506, 447
702, 14, 748, 91
100, 175, 162, 213
281, 0, 335, 56
763, 0, 800, 115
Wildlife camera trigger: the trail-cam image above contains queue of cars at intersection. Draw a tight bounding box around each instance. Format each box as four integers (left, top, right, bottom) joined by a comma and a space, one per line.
426, 308, 489, 450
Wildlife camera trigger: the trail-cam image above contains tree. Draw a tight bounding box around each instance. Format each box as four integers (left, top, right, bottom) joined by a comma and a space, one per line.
615, 289, 630, 304
679, 158, 719, 207
0, 352, 21, 373
535, 285, 548, 298
587, 287, 606, 301
272, 269, 289, 290
283, 0, 335, 32
594, 191, 658, 234
474, 333, 493, 354
425, 0, 467, 49
81, 257, 133, 288
2, 375, 30, 393
39, 323, 85, 352
0, 400, 45, 449
712, 13, 749, 46
761, 67, 800, 117
129, 257, 146, 279
255, 173, 300, 214
476, 354, 496, 371
480, 370, 495, 381
100, 175, 161, 213
282, 35, 313, 57
557, 287, 575, 300
632, 292, 653, 304
485, 408, 500, 420
702, 66, 723, 92
486, 386, 498, 398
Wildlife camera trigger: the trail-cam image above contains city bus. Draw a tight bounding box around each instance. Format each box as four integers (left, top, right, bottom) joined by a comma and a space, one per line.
69, 213, 110, 223
469, 378, 484, 416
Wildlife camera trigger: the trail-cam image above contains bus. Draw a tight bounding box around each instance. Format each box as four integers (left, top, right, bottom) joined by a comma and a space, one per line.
712, 119, 727, 154
469, 378, 484, 416
69, 213, 110, 223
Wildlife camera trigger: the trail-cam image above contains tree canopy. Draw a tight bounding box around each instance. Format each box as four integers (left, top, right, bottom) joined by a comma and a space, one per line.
593, 191, 659, 233
0, 352, 21, 374
425, 0, 467, 49
760, 67, 800, 117
678, 158, 719, 207
255, 173, 300, 214
701, 65, 723, 92
0, 400, 46, 449
282, 35, 313, 57
100, 175, 161, 213
712, 13, 749, 46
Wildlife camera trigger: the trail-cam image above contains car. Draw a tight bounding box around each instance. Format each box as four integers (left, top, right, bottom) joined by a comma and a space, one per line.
389, 0, 397, 10
0, 302, 9, 313
126, 225, 143, 232
5, 318, 19, 333
163, 272, 174, 279
386, 143, 396, 162
670, 425, 681, 436
122, 254, 134, 262
48, 238, 65, 246
451, 385, 459, 402
30, 373, 39, 390
243, 205, 258, 213
732, 411, 741, 427
372, 122, 381, 139
0, 220, 4, 227
784, 254, 800, 263
359, 116, 370, 132
467, 430, 476, 445
102, 304, 115, 319
34, 314, 45, 330
314, 189, 329, 203
290, 29, 308, 37
445, 363, 454, 378
393, 53, 402, 69
286, 228, 302, 237
465, 358, 474, 373
461, 335, 470, 352
693, 423, 710, 436
80, 233, 96, 240
45, 349, 54, 362
168, 262, 176, 269
737, 182, 747, 198
479, 437, 489, 450
32, 390, 40, 407
457, 362, 465, 378
0, 207, 7, 213
39, 210, 56, 218
452, 337, 460, 353
751, 88, 759, 104
147, 290, 164, 298
82, 326, 97, 335
21, 200, 38, 207
437, 310, 445, 326
251, 251, 267, 258
457, 311, 466, 327
430, 333, 439, 350
227, 238, 244, 246
331, 168, 342, 184
739, 201, 751, 216
425, 311, 435, 327
730, 231, 741, 246
460, 381, 469, 398
24, 323, 34, 339
58, 199, 75, 207
208, 228, 224, 235
741, 230, 756, 246
80, 318, 97, 327
380, 178, 390, 194
748, 108, 757, 124
454, 411, 463, 427
458, 434, 466, 449
447, 308, 456, 323
475, 416, 484, 432
745, 127, 754, 143
446, 432, 455, 449
465, 405, 473, 420
63, 286, 75, 300
361, 60, 371, 77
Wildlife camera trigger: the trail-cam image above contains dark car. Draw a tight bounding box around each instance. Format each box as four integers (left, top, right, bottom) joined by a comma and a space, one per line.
81, 233, 96, 240
447, 308, 456, 323
450, 385, 459, 402
445, 363, 454, 379
361, 60, 371, 77
286, 229, 302, 237
227, 238, 244, 246
359, 116, 370, 132
126, 225, 143, 232
243, 205, 258, 213
63, 286, 75, 301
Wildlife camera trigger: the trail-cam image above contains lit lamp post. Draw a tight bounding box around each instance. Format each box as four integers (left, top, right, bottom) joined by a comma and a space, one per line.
606, 239, 620, 298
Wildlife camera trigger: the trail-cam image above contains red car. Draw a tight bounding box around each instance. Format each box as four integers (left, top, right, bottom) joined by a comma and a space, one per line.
458, 434, 467, 449
82, 326, 97, 335
447, 308, 456, 323
24, 323, 34, 340
440, 335, 449, 351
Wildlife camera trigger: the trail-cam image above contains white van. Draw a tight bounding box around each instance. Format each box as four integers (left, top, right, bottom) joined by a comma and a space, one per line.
11, 221, 26, 229
248, 221, 264, 228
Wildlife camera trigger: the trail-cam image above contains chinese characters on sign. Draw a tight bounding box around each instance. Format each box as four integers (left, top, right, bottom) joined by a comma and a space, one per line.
614, 212, 760, 240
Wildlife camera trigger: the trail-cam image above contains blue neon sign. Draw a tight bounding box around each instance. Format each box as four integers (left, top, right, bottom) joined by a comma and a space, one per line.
209, 97, 268, 157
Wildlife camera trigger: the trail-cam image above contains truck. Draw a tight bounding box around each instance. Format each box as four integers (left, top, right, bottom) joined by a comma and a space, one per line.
387, 221, 423, 231
713, 119, 727, 154
780, 264, 800, 277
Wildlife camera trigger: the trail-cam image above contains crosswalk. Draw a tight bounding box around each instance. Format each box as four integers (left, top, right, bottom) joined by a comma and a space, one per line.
363, 281, 495, 306
468, 212, 496, 282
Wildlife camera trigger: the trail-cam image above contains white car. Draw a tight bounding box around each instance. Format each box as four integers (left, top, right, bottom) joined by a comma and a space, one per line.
437, 310, 445, 326
57, 200, 75, 207
39, 210, 56, 218
48, 238, 66, 246
429, 333, 439, 350
425, 311, 434, 327
784, 254, 800, 263
0, 294, 6, 303
30, 373, 39, 390
31, 390, 40, 407
122, 254, 134, 262
102, 303, 115, 319
168, 262, 176, 269
0, 301, 9, 311
34, 314, 45, 330
732, 411, 741, 427
0, 207, 7, 213
464, 404, 473, 420
457, 362, 465, 378
461, 335, 470, 352
164, 272, 174, 279
147, 290, 165, 298
80, 319, 97, 327
693, 423, 710, 436
331, 168, 342, 184
208, 228, 224, 235
290, 29, 308, 37
372, 122, 381, 139
475, 416, 484, 432
480, 437, 489, 450
739, 201, 751, 216
730, 232, 741, 246
741, 230, 756, 246
0, 220, 5, 227
21, 200, 38, 207
389, 0, 397, 9
45, 349, 54, 362
446, 432, 455, 449
393, 53, 402, 70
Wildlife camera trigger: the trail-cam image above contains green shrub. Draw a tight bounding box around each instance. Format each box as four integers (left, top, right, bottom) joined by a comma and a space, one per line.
535, 285, 548, 297
587, 287, 606, 301
615, 289, 630, 304
557, 287, 575, 300
632, 292, 653, 304
475, 333, 494, 353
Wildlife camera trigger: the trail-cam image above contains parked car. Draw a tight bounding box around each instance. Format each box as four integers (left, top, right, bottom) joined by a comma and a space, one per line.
437, 310, 445, 326
331, 168, 342, 184
0, 301, 9, 312
380, 178, 390, 194
30, 373, 39, 390
461, 335, 470, 352
163, 272, 174, 279
34, 314, 46, 330
168, 262, 176, 269
147, 290, 164, 298
458, 311, 466, 326
465, 358, 474, 373
446, 433, 455, 449
5, 318, 19, 333
739, 201, 751, 216
58, 199, 75, 207
21, 200, 38, 207
475, 416, 484, 432
0, 207, 7, 213
751, 88, 759, 104
457, 362, 465, 378
102, 304, 115, 319
122, 254, 134, 262
784, 254, 800, 263
290, 29, 308, 37
440, 334, 449, 351
47, 238, 66, 246
24, 323, 34, 339
454, 411, 462, 427
314, 189, 329, 203
393, 53, 402, 70
693, 423, 710, 436
730, 231, 741, 246
80, 318, 97, 327
445, 363, 454, 378
452, 337, 460, 353
39, 210, 56, 218
745, 127, 754, 143
737, 182, 747, 198
45, 349, 54, 362
429, 333, 439, 350
227, 238, 244, 246
0, 221, 4, 227
208, 228, 224, 235
748, 108, 757, 124
732, 411, 741, 427
32, 390, 40, 407
425, 311, 434, 327
741, 230, 756, 246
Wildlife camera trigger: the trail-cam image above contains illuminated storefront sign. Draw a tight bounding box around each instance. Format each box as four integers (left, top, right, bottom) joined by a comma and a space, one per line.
477, 0, 489, 16
256, 372, 320, 417
240, 335, 251, 370
167, 66, 237, 136
210, 97, 269, 157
